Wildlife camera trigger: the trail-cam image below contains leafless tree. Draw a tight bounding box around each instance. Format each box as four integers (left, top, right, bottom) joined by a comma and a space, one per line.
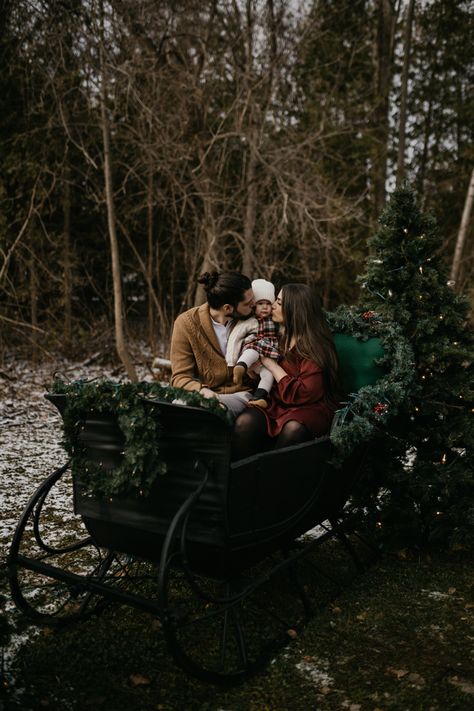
396, 0, 415, 186
450, 166, 474, 287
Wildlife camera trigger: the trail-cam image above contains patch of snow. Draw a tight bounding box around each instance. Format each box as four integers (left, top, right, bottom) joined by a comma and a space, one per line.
0, 350, 155, 691
298, 523, 329, 541
422, 589, 450, 600
296, 657, 334, 687
0, 352, 153, 561
402, 446, 417, 470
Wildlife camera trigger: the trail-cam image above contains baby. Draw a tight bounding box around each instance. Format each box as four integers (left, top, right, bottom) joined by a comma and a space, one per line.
226, 278, 279, 408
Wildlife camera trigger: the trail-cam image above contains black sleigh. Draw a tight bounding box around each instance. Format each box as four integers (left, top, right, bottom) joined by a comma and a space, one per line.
7, 326, 410, 684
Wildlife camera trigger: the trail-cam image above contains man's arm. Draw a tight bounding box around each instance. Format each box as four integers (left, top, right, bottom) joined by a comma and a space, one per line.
170, 315, 202, 392
225, 317, 258, 365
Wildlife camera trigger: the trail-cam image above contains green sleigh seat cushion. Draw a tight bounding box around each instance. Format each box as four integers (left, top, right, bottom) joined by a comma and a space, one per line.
333, 333, 386, 395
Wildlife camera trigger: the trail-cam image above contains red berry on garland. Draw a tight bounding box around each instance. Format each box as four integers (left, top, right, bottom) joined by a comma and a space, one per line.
373, 402, 389, 415
361, 310, 377, 321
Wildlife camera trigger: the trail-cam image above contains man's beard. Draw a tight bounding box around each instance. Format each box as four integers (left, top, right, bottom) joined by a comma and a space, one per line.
231, 308, 254, 321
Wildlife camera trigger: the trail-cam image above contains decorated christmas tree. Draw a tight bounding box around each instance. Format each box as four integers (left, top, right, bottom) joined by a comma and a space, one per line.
359, 184, 474, 547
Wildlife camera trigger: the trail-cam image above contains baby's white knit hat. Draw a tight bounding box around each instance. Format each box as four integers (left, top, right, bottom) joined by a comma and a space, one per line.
252, 278, 275, 303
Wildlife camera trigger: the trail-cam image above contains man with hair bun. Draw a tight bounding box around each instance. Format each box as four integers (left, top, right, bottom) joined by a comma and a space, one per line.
170, 271, 256, 417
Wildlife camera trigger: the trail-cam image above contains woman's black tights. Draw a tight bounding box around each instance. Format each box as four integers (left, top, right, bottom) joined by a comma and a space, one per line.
231, 408, 313, 461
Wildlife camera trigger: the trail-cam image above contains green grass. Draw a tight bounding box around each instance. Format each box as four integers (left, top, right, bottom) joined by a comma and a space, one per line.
2, 548, 474, 711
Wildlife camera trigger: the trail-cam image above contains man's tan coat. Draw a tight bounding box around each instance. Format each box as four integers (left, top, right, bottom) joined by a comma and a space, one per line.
170, 303, 252, 394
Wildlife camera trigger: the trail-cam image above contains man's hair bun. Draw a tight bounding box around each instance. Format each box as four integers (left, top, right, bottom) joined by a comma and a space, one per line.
197, 271, 219, 290
196, 271, 251, 309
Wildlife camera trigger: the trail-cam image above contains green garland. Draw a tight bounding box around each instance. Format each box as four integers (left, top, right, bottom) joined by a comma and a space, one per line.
50, 379, 231, 499
326, 305, 415, 461
51, 309, 413, 497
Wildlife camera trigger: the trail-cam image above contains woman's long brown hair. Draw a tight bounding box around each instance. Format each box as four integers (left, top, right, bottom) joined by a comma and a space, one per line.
280, 283, 342, 407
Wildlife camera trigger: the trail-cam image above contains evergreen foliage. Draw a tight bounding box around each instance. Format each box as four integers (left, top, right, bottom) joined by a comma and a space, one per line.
51, 379, 231, 499
359, 184, 474, 547
327, 306, 414, 461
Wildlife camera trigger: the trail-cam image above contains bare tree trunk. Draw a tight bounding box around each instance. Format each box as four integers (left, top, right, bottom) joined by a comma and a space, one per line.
241, 2, 258, 278
322, 236, 332, 309
63, 162, 72, 349
146, 169, 155, 349
372, 0, 397, 218
396, 0, 415, 186
193, 225, 217, 306
242, 135, 258, 277
100, 50, 137, 382
193, 169, 218, 306
417, 96, 432, 206
30, 248, 38, 363
450, 166, 474, 285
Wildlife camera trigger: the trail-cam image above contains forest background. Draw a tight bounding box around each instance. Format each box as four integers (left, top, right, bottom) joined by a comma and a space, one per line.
1, 0, 473, 372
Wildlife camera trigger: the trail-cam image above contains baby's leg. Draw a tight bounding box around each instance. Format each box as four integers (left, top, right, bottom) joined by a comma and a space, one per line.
233, 348, 260, 385
258, 367, 274, 393
248, 366, 274, 408
237, 348, 259, 369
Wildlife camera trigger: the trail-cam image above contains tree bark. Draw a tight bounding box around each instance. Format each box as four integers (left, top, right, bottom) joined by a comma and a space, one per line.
146, 169, 155, 349
242, 133, 258, 277
372, 0, 397, 218
63, 161, 72, 349
193, 168, 218, 307
100, 49, 137, 382
450, 166, 474, 285
396, 0, 415, 186
193, 226, 217, 306
241, 2, 259, 278
30, 245, 38, 363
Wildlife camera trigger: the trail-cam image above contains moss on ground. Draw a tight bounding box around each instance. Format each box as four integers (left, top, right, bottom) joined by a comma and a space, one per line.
2, 549, 474, 711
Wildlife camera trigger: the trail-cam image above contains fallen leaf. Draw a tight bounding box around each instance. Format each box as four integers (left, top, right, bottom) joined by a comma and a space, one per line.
332, 606, 342, 614
448, 587, 457, 594
464, 603, 474, 610
349, 704, 361, 711
320, 686, 331, 695
287, 628, 298, 639
407, 672, 425, 685
64, 601, 82, 613
356, 612, 367, 622
385, 667, 408, 679
449, 677, 474, 695
129, 673, 152, 687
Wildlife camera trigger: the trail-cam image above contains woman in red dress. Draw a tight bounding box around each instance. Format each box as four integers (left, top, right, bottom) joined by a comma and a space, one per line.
231, 283, 341, 460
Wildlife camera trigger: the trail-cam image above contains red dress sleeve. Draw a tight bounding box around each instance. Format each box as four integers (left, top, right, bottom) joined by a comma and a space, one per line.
274, 359, 325, 405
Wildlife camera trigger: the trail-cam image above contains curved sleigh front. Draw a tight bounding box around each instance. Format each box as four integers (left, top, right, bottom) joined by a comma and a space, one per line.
51, 395, 339, 578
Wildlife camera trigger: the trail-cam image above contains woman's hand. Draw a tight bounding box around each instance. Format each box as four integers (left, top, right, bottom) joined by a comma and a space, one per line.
260, 356, 288, 383
200, 387, 218, 399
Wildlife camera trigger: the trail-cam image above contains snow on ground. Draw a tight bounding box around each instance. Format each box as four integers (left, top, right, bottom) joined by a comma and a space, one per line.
0, 350, 155, 689
0, 352, 153, 563
296, 657, 334, 689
